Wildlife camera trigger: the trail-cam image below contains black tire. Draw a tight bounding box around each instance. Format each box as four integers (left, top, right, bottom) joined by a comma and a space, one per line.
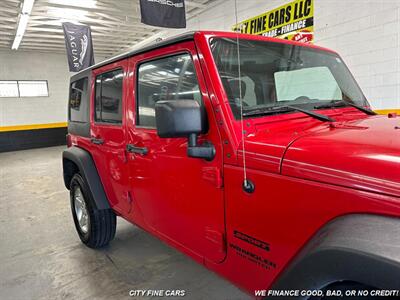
70, 173, 116, 248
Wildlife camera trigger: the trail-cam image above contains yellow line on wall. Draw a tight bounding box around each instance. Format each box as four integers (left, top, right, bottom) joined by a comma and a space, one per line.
374, 109, 400, 115
0, 122, 68, 132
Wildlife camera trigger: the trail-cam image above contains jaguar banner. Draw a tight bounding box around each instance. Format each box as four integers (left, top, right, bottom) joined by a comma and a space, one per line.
140, 0, 186, 28
232, 0, 314, 44
62, 22, 95, 72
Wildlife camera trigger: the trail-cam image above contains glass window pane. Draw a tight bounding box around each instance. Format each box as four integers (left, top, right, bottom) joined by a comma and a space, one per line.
210, 38, 367, 119
70, 78, 88, 123
137, 54, 201, 128
0, 81, 19, 97
100, 69, 123, 123
18, 81, 48, 97
94, 69, 123, 124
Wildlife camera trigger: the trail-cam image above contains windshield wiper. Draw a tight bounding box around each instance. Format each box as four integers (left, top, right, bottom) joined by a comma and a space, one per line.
243, 105, 335, 122
314, 100, 377, 116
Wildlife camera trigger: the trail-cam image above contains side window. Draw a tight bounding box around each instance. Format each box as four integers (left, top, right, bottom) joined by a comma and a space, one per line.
94, 69, 123, 124
69, 77, 88, 123
137, 53, 201, 128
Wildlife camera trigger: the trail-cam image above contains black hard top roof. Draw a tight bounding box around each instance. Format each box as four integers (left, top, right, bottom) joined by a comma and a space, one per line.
71, 31, 195, 81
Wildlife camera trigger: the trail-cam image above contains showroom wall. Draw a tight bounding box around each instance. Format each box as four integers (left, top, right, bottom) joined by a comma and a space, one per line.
0, 50, 105, 151
316, 0, 400, 112
0, 50, 71, 151
0, 51, 105, 128
0, 50, 70, 127
155, 0, 400, 112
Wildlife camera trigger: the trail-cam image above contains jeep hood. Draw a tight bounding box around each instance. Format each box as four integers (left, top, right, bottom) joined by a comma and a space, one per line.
243, 115, 400, 197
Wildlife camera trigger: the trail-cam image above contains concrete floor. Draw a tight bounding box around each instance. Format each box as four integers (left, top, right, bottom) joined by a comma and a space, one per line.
0, 146, 249, 300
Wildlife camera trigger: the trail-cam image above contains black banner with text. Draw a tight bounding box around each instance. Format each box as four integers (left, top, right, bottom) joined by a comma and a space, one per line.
140, 0, 186, 28
62, 22, 95, 72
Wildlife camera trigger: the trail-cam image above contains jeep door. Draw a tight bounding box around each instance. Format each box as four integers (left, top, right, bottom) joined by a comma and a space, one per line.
127, 42, 226, 263
90, 60, 132, 214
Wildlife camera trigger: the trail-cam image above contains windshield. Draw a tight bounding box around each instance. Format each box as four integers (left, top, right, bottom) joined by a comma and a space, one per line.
210, 38, 368, 119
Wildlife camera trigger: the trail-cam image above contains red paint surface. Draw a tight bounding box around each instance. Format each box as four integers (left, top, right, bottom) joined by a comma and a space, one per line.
69, 32, 400, 297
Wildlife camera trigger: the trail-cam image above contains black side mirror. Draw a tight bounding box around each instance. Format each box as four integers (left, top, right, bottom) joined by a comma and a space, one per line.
155, 100, 215, 161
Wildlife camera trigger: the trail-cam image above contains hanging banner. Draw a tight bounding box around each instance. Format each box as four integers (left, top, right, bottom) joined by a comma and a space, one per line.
140, 0, 186, 29
62, 22, 95, 72
232, 0, 314, 44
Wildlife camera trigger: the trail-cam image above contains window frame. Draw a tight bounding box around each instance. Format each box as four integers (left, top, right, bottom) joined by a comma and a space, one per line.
135, 51, 203, 129
94, 68, 124, 126
0, 80, 49, 98
17, 80, 49, 98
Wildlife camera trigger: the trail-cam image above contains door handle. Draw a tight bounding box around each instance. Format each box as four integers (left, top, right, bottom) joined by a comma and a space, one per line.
126, 144, 148, 155
91, 138, 104, 145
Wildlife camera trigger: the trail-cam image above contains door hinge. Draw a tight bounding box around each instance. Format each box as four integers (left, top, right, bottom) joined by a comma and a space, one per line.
202, 167, 223, 188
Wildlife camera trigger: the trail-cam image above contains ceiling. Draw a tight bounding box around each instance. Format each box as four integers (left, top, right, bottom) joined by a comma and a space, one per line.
0, 0, 219, 58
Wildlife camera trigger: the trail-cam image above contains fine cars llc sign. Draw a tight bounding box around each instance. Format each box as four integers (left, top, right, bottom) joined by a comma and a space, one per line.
232, 0, 314, 44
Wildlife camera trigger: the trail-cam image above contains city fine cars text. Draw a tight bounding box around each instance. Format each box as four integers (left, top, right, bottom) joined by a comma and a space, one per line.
129, 290, 186, 297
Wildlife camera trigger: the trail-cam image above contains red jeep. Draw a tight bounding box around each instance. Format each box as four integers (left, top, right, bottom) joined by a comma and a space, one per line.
63, 31, 400, 298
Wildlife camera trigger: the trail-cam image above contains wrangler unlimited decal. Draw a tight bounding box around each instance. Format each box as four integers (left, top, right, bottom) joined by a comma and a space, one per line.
229, 243, 277, 270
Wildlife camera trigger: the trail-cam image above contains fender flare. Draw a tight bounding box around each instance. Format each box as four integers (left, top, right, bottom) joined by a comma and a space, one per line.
270, 214, 400, 297
62, 146, 110, 210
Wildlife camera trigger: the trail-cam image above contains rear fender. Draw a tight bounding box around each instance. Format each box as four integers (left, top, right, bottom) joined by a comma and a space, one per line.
62, 146, 110, 210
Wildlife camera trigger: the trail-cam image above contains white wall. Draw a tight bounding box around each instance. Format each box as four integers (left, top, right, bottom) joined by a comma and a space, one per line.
0, 50, 70, 127
153, 0, 400, 111
316, 0, 400, 111
0, 51, 106, 127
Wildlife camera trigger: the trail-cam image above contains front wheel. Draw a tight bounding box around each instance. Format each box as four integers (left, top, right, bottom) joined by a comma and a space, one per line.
70, 173, 116, 248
